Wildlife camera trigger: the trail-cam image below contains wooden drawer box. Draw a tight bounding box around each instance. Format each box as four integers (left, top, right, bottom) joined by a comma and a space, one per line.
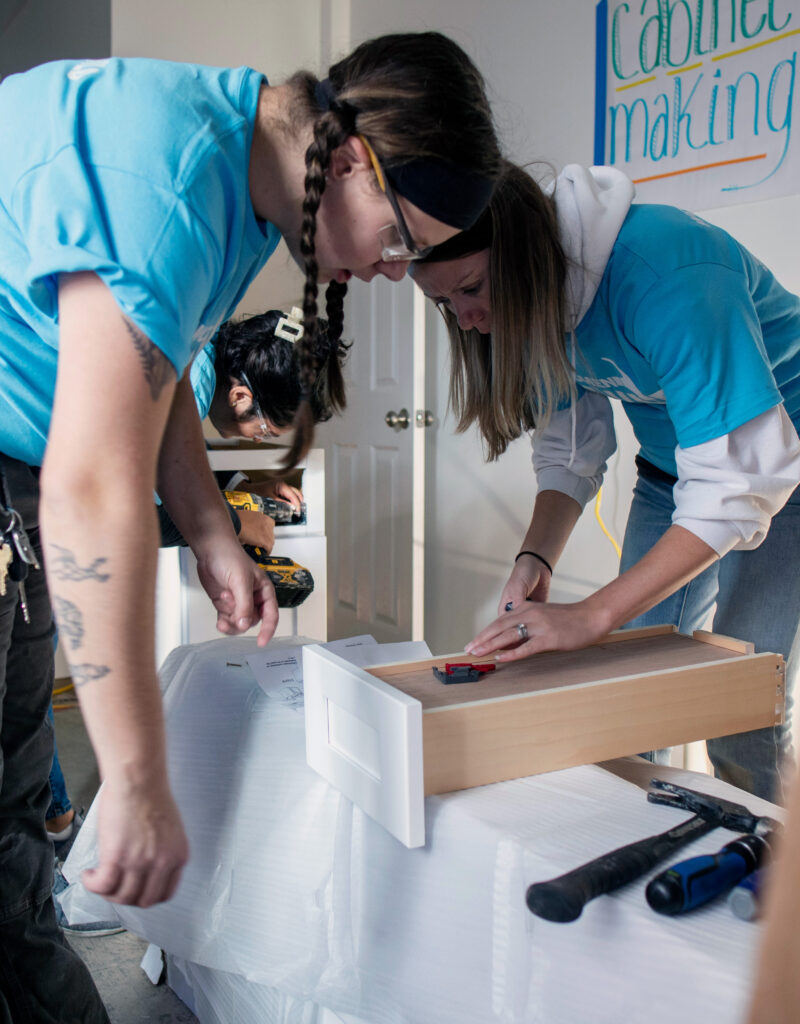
303, 626, 785, 847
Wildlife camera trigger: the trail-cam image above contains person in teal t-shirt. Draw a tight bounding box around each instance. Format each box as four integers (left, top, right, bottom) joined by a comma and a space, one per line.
47, 307, 345, 888
176, 306, 346, 550
0, 36, 500, 1022
412, 161, 800, 805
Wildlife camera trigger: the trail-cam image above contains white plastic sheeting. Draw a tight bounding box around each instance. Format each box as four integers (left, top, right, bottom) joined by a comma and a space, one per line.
62, 635, 779, 1024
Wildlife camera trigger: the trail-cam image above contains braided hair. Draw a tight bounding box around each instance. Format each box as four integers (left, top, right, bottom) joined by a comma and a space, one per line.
214, 310, 349, 429
282, 31, 501, 467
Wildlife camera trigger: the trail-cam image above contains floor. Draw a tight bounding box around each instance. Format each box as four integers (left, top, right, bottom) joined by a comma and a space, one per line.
54, 700, 200, 1024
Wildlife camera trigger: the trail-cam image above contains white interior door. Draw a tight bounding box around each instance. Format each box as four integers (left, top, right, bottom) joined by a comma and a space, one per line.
318, 274, 426, 642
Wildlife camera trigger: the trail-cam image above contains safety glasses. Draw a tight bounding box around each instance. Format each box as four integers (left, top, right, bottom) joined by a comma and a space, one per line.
359, 134, 433, 263
239, 371, 279, 441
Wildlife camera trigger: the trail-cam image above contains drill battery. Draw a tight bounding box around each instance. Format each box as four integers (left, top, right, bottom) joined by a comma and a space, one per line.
224, 492, 313, 606
243, 547, 315, 608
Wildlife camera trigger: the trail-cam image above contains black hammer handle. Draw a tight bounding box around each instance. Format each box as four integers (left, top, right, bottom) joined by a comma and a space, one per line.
525, 815, 716, 922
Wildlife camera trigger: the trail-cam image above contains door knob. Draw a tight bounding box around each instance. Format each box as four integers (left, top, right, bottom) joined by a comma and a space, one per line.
385, 408, 410, 429
415, 409, 434, 427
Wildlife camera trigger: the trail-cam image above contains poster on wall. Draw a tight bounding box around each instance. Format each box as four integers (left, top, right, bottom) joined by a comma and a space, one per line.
594, 0, 799, 210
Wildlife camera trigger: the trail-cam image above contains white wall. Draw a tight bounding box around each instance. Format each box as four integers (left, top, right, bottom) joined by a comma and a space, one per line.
111, 0, 317, 318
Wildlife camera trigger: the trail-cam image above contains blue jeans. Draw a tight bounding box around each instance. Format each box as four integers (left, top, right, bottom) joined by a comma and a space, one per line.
46, 704, 71, 822
620, 467, 800, 803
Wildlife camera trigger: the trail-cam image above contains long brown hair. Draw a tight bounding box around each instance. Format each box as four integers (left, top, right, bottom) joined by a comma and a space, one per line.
417, 163, 570, 461
281, 32, 501, 467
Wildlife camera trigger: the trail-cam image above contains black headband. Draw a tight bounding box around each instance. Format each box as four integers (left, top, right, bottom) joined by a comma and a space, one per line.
416, 206, 494, 263
385, 161, 493, 231
313, 77, 494, 231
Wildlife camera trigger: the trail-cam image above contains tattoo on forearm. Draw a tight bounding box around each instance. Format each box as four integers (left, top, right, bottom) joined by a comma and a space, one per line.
123, 315, 173, 401
71, 663, 111, 689
48, 545, 110, 583
52, 595, 84, 651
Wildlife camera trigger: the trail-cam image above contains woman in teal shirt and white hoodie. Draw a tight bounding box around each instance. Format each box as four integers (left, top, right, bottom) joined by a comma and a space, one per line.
412, 161, 800, 805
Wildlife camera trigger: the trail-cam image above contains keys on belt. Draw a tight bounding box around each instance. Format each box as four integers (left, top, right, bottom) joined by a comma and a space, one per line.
0, 505, 40, 623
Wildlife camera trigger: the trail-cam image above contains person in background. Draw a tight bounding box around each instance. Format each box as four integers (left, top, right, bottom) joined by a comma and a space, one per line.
161, 306, 347, 550
0, 35, 500, 1021
44, 705, 79, 855
411, 161, 800, 804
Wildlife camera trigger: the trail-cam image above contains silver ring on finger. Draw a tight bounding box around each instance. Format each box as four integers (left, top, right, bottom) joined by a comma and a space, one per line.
516, 622, 529, 642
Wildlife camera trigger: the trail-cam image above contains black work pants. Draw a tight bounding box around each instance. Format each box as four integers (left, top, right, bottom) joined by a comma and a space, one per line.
0, 454, 108, 1024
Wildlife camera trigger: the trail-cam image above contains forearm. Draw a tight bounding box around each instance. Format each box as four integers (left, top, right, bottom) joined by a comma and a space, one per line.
156, 375, 238, 551
48, 270, 191, 905
470, 522, 719, 660
40, 466, 167, 785
581, 524, 718, 632
745, 771, 800, 1023
156, 498, 243, 548
493, 490, 583, 616
518, 489, 583, 568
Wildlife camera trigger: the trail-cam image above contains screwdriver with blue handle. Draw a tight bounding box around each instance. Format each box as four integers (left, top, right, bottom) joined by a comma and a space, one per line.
645, 831, 775, 915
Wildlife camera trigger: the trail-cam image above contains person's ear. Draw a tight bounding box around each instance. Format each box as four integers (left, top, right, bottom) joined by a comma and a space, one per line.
228, 383, 252, 411
328, 135, 372, 181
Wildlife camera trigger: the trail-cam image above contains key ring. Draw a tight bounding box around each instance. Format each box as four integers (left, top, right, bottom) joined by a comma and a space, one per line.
1, 506, 40, 571
0, 507, 15, 536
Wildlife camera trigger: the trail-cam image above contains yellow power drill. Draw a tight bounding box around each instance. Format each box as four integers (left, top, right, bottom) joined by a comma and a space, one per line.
224, 491, 314, 607
223, 489, 306, 526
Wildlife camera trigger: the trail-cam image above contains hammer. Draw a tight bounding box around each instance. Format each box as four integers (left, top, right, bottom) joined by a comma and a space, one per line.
525, 779, 781, 923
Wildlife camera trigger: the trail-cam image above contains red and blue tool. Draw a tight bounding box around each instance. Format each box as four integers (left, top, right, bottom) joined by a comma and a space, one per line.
433, 662, 497, 684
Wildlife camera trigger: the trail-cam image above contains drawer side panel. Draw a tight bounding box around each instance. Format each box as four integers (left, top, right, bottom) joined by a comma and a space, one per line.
422, 653, 784, 795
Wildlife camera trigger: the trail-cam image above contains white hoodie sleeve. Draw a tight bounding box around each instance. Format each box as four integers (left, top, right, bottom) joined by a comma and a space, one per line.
532, 390, 617, 507
673, 404, 800, 554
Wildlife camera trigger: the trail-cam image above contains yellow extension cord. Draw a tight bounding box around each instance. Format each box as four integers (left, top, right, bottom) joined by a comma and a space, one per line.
594, 485, 622, 560
52, 680, 75, 711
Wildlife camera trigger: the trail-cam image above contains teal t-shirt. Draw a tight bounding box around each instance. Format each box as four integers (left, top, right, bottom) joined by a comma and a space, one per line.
0, 57, 281, 466
574, 204, 800, 476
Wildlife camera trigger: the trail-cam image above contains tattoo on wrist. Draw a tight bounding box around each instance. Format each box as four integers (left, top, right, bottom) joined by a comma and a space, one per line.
123, 315, 174, 401
48, 545, 110, 583
71, 663, 111, 689
52, 595, 84, 651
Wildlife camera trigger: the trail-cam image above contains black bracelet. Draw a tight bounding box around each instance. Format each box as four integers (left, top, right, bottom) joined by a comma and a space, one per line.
515, 550, 553, 575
